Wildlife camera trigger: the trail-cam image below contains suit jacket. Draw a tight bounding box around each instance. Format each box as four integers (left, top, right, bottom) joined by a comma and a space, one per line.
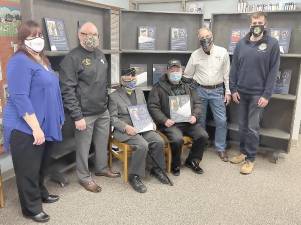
108, 87, 147, 142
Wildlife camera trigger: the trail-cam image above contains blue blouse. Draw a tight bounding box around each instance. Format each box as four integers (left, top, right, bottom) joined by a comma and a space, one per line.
3, 52, 65, 152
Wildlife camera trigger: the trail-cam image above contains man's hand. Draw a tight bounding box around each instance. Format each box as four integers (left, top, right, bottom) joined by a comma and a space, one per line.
258, 97, 269, 108
75, 118, 87, 131
232, 92, 240, 104
224, 94, 231, 105
165, 119, 175, 128
189, 116, 197, 124
125, 125, 138, 136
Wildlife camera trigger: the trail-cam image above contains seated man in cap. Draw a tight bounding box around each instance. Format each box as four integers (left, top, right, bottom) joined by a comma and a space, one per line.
148, 59, 209, 176
108, 68, 171, 193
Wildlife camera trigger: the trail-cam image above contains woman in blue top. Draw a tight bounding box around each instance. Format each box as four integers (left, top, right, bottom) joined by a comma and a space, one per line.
3, 20, 64, 223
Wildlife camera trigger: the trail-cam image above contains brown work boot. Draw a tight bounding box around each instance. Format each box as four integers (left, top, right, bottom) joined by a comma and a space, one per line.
240, 160, 255, 175
80, 180, 102, 193
230, 153, 246, 164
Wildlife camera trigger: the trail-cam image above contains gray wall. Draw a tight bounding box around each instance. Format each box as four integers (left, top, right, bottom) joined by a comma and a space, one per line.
90, 0, 129, 9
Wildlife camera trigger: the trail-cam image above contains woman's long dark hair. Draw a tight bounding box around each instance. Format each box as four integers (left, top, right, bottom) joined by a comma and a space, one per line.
16, 20, 50, 66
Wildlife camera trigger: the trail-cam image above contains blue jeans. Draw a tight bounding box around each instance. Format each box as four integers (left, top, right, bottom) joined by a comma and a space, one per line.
196, 86, 227, 152
238, 93, 263, 162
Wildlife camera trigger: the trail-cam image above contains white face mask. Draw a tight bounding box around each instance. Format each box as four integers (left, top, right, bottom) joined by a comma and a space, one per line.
24, 37, 45, 53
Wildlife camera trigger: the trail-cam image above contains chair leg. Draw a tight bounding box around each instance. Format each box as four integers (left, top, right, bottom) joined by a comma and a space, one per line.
0, 175, 4, 208
108, 141, 113, 168
123, 149, 128, 182
166, 146, 172, 173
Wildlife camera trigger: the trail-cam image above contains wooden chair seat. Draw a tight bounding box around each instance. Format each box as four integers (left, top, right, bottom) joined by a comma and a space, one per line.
108, 135, 172, 182
108, 132, 192, 182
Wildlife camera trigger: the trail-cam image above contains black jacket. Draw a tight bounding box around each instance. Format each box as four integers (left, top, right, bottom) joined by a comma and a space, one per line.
59, 46, 109, 121
147, 74, 202, 126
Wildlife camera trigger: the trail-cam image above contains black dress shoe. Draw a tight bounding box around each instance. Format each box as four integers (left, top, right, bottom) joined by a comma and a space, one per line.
26, 211, 50, 223
128, 174, 147, 193
171, 166, 180, 176
42, 194, 59, 203
185, 160, 204, 174
150, 167, 170, 184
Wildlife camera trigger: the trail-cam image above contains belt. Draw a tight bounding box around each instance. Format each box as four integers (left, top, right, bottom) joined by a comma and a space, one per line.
199, 83, 223, 89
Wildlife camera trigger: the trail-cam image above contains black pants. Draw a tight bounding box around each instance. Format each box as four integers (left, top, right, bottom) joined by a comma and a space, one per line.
160, 123, 208, 169
10, 130, 53, 216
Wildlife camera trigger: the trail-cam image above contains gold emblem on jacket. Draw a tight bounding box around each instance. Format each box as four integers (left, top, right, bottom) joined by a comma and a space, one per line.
82, 58, 92, 67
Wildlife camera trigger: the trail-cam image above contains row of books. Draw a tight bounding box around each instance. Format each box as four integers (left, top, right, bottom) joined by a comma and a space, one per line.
129, 64, 167, 86
138, 26, 188, 51
129, 95, 192, 133
237, 1, 297, 13
228, 27, 291, 54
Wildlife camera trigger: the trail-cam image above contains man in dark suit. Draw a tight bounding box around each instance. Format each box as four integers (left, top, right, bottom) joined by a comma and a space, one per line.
109, 68, 170, 193
148, 59, 208, 176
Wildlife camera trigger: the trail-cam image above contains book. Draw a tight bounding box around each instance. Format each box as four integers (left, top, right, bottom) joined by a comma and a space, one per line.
44, 18, 69, 51
130, 64, 148, 87
228, 28, 249, 54
152, 64, 167, 84
269, 28, 291, 54
169, 95, 192, 123
170, 27, 187, 51
138, 26, 156, 50
273, 69, 292, 94
128, 104, 154, 133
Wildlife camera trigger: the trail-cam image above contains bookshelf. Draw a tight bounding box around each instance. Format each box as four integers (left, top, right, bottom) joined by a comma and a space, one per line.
120, 10, 203, 87
210, 12, 301, 158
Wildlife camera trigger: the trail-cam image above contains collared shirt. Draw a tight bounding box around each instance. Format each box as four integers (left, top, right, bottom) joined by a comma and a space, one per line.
184, 44, 231, 94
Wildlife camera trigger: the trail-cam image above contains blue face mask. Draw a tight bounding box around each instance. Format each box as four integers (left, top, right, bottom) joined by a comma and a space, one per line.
123, 79, 137, 90
168, 72, 182, 84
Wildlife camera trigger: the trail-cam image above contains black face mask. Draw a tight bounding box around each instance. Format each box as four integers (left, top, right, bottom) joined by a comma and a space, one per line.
250, 25, 265, 37
200, 37, 213, 53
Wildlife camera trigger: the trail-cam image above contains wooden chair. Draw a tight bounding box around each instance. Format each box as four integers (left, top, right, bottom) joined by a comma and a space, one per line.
108, 134, 172, 182
0, 166, 4, 208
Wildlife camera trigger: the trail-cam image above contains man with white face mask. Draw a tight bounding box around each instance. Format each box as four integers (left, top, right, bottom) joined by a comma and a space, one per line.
59, 22, 120, 193
184, 27, 231, 163
109, 68, 170, 193
148, 59, 208, 176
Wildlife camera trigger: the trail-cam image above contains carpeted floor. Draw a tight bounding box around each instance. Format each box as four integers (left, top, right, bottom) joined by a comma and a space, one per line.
1, 139, 301, 225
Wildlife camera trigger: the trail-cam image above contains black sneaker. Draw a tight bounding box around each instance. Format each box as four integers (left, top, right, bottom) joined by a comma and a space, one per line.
128, 174, 147, 193
150, 167, 170, 184
185, 159, 204, 174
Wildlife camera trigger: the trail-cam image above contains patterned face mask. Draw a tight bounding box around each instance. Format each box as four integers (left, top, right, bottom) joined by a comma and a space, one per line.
82, 35, 99, 51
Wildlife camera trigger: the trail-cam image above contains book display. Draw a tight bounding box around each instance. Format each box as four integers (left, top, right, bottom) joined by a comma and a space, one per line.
120, 10, 202, 89
138, 26, 156, 50
273, 69, 292, 94
128, 104, 154, 133
228, 28, 249, 54
170, 28, 188, 51
152, 64, 167, 84
269, 28, 291, 54
44, 18, 69, 51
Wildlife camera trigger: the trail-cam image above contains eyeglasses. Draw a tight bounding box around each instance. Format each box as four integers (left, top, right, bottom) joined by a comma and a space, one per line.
80, 32, 99, 37
26, 33, 44, 40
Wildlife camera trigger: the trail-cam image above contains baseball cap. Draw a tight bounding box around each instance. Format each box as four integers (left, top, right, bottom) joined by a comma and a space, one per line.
167, 59, 182, 69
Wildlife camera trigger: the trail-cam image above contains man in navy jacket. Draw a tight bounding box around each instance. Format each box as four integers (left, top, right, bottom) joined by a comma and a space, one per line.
229, 12, 280, 174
